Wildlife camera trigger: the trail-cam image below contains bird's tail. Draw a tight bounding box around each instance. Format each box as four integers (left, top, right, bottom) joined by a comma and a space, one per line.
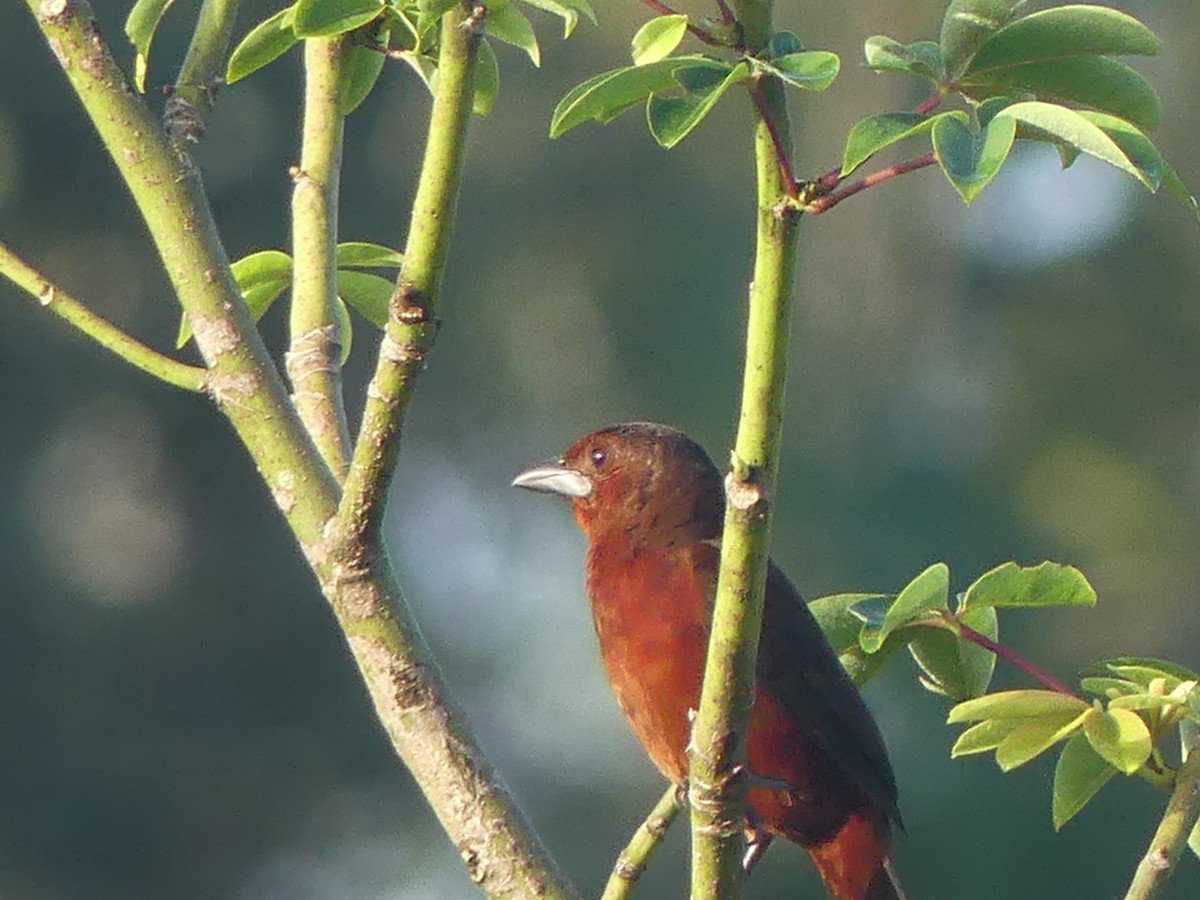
805, 811, 903, 900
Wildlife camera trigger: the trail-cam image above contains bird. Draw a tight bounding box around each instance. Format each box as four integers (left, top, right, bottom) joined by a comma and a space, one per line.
513, 422, 904, 900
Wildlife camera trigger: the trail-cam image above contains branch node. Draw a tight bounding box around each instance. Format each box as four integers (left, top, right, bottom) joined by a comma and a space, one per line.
163, 86, 205, 147
38, 0, 69, 22
462, 3, 488, 33
724, 470, 769, 518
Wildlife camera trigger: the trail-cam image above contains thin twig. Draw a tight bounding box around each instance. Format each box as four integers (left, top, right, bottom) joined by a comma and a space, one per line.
1123, 748, 1200, 900
602, 786, 683, 900
805, 152, 937, 214
954, 618, 1080, 697
0, 239, 207, 392
914, 91, 943, 117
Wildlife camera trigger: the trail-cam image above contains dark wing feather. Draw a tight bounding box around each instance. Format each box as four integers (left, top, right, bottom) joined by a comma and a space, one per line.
757, 560, 902, 829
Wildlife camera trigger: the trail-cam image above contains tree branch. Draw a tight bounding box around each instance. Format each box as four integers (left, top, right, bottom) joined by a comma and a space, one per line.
1123, 747, 1200, 900
805, 153, 937, 215
688, 9, 801, 892
290, 36, 353, 479
171, 0, 241, 139
602, 785, 682, 900
0, 239, 207, 392
953, 617, 1079, 697
336, 5, 480, 543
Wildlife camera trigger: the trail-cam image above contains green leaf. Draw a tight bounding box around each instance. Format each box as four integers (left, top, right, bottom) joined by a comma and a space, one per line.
1107, 693, 1187, 712
397, 51, 438, 92
940, 0, 1019, 79
1081, 676, 1139, 699
646, 62, 748, 150
631, 14, 689, 66
1163, 162, 1200, 221
1188, 816, 1200, 864
1073, 111, 1166, 191
1085, 657, 1200, 689
336, 242, 404, 268
961, 560, 1097, 610
963, 56, 1160, 131
969, 6, 1160, 73
340, 25, 388, 114
863, 36, 944, 81
810, 593, 909, 687
487, 3, 541, 67
1053, 731, 1117, 829
995, 709, 1089, 772
227, 7, 300, 85
336, 270, 392, 327
860, 562, 949, 653
1083, 707, 1152, 774
908, 604, 998, 700
520, 0, 597, 39
951, 717, 1021, 756
996, 101, 1149, 187
294, 0, 385, 37
333, 295, 353, 364
933, 111, 1016, 204
550, 57, 730, 138
949, 689, 1090, 723
473, 37, 500, 116
177, 250, 293, 347
768, 31, 804, 59
755, 51, 840, 92
125, 0, 177, 92
840, 112, 936, 177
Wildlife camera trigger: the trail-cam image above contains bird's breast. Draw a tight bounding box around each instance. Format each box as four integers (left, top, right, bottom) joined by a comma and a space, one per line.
585, 541, 717, 782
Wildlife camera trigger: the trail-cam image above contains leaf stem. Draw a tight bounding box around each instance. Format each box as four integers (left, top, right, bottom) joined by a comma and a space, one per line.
601, 785, 683, 900
953, 616, 1079, 698
171, 0, 242, 137
0, 239, 207, 392
914, 91, 943, 117
805, 152, 937, 215
290, 35, 353, 479
1122, 747, 1200, 900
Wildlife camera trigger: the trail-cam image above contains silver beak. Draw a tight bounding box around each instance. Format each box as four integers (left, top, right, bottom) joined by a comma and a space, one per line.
511, 461, 592, 499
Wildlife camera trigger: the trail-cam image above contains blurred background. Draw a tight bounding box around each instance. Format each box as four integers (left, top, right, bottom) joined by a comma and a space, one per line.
2, 0, 1199, 897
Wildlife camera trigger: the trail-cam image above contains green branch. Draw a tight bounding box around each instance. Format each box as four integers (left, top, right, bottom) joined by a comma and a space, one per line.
0, 239, 207, 392
172, 0, 241, 135
337, 5, 479, 541
688, 67, 801, 899
602, 785, 683, 900
28, 5, 577, 895
290, 36, 352, 479
1123, 748, 1200, 900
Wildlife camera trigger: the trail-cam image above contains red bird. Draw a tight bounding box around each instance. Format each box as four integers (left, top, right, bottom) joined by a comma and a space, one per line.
514, 423, 903, 900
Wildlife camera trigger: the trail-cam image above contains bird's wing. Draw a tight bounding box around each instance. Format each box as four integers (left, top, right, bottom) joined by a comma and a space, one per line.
756, 559, 903, 828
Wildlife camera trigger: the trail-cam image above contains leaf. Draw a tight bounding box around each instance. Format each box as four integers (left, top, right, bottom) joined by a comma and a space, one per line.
473, 37, 500, 116
940, 0, 1018, 79
227, 7, 300, 85
809, 593, 909, 686
951, 718, 1021, 757
1072, 111, 1166, 191
933, 111, 1016, 204
487, 3, 541, 67
996, 101, 1149, 187
333, 295, 353, 364
294, 0, 385, 37
863, 36, 944, 81
908, 604, 998, 700
631, 15, 689, 66
125, 0, 177, 92
860, 562, 949, 653
1053, 731, 1117, 829
1085, 657, 1200, 689
1083, 707, 1152, 774
336, 270, 393, 327
841, 112, 936, 177
949, 689, 1090, 723
1107, 693, 1186, 712
969, 6, 1160, 72
961, 560, 1097, 610
755, 51, 840, 92
768, 31, 804, 59
963, 56, 1160, 131
520, 0, 596, 39
995, 709, 1089, 771
1189, 816, 1200, 864
550, 57, 730, 138
1163, 162, 1200, 221
1081, 676, 1139, 700
646, 62, 748, 150
336, 242, 404, 268
396, 51, 438, 92
417, 0, 460, 36
340, 25, 388, 114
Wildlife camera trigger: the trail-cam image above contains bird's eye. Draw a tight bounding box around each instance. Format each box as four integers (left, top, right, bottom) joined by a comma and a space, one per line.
590, 447, 607, 468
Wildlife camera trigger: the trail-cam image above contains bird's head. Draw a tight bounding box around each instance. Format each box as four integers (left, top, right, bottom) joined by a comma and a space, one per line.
513, 422, 725, 548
